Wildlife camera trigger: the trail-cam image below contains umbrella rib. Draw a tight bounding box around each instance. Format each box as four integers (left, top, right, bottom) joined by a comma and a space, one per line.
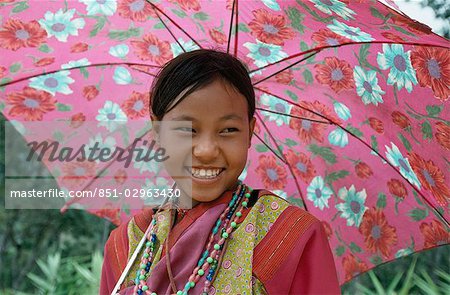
233, 0, 239, 57
153, 4, 186, 53
252, 51, 319, 85
145, 0, 203, 49
256, 107, 331, 125
254, 112, 306, 208
226, 0, 236, 55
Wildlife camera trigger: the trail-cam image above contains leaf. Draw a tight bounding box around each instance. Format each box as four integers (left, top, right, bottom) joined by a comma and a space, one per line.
153, 22, 165, 29
287, 197, 304, 208
286, 6, 305, 33
359, 44, 370, 64
412, 190, 424, 206
53, 131, 64, 142
397, 133, 412, 152
56, 103, 72, 112
285, 89, 298, 101
302, 69, 313, 84
193, 12, 209, 21
238, 23, 250, 32
90, 16, 106, 37
80, 67, 89, 79
255, 144, 269, 152
38, 44, 53, 53
369, 255, 383, 265
171, 9, 186, 18
108, 27, 141, 41
392, 25, 415, 36
325, 170, 349, 183
426, 105, 442, 117
349, 242, 362, 253
421, 120, 432, 140
9, 62, 21, 73
408, 208, 428, 221
12, 1, 29, 13
370, 6, 385, 20
308, 144, 337, 164
285, 138, 298, 147
335, 245, 345, 256
377, 193, 387, 209
371, 135, 379, 153
346, 124, 363, 138
300, 41, 309, 52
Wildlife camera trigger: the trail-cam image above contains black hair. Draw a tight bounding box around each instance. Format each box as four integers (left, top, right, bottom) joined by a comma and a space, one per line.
150, 49, 255, 120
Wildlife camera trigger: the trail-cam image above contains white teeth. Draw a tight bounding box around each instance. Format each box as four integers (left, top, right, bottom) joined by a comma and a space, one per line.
189, 168, 221, 179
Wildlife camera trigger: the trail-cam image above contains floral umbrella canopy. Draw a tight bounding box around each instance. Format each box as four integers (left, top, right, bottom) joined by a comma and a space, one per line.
0, 0, 449, 284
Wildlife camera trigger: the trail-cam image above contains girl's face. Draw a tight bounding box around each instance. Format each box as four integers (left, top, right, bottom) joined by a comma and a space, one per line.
154, 79, 255, 206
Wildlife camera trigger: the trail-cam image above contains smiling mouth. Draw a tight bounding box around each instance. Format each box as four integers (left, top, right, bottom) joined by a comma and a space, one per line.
186, 167, 224, 179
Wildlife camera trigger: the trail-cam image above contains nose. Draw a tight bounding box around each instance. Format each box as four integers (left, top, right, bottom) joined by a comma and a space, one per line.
193, 135, 219, 161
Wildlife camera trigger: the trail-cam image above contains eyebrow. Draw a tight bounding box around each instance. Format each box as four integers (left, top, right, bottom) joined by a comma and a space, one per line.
171, 114, 244, 121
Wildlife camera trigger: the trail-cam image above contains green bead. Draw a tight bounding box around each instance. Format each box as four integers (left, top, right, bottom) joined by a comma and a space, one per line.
236, 212, 242, 217
245, 192, 250, 198
140, 263, 146, 269
143, 253, 149, 258
139, 274, 145, 280
242, 201, 247, 207
151, 293, 157, 295
207, 257, 213, 263
177, 291, 183, 295
198, 269, 205, 276
142, 286, 149, 291
190, 282, 195, 287
214, 244, 220, 250
211, 264, 217, 270
146, 241, 152, 247
231, 222, 237, 228
222, 232, 228, 238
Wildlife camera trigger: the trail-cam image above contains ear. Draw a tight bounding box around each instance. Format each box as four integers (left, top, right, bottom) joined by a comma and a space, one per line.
248, 117, 256, 148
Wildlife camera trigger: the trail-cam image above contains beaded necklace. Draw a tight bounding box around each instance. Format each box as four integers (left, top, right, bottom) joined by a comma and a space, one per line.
133, 182, 252, 295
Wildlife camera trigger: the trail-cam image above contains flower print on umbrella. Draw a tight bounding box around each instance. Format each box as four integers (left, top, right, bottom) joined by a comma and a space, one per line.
70, 112, 86, 128
140, 177, 172, 206
381, 32, 406, 43
248, 8, 295, 46
289, 100, 334, 144
377, 44, 418, 93
310, 0, 356, 20
70, 42, 89, 53
61, 160, 97, 189
274, 70, 294, 85
328, 127, 348, 147
255, 155, 287, 190
209, 28, 227, 45
272, 190, 288, 200
385, 142, 420, 189
113, 66, 133, 85
284, 149, 315, 183
121, 91, 149, 119
0, 19, 47, 51
353, 66, 385, 105
307, 176, 333, 210
96, 100, 128, 132
336, 185, 368, 227
80, 0, 117, 16
131, 33, 172, 65
83, 85, 99, 101
342, 254, 368, 282
333, 101, 351, 121
408, 152, 450, 207
118, 0, 161, 21
34, 57, 55, 67
6, 86, 57, 121
327, 19, 374, 42
387, 179, 407, 199
243, 39, 288, 68
38, 9, 86, 42
84, 133, 117, 163
395, 247, 413, 258
410, 46, 450, 102
311, 28, 351, 47
133, 149, 162, 174
261, 0, 281, 11
359, 207, 398, 258
29, 71, 74, 95
354, 162, 373, 179
109, 44, 129, 59
391, 111, 410, 129
435, 122, 450, 150
170, 38, 200, 58
368, 117, 384, 134
420, 220, 450, 248
61, 58, 91, 69
168, 0, 201, 11
315, 57, 354, 93
259, 93, 292, 126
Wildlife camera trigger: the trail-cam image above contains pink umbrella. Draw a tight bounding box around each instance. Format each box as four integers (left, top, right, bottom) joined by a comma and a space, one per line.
0, 0, 449, 284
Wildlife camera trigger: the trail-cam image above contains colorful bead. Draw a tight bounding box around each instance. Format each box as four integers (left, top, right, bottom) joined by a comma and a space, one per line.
222, 232, 228, 238
236, 212, 242, 217
207, 257, 213, 264
142, 286, 148, 291
231, 222, 237, 228
214, 244, 220, 250
242, 201, 247, 207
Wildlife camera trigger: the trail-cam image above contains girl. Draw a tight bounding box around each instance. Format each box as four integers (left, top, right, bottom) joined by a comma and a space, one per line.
100, 49, 340, 295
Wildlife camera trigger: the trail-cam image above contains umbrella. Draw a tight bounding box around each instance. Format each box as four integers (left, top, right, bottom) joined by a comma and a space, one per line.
1, 0, 449, 285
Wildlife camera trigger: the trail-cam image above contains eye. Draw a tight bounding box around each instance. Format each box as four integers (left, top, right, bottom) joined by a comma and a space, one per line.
221, 127, 239, 133
174, 127, 195, 133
